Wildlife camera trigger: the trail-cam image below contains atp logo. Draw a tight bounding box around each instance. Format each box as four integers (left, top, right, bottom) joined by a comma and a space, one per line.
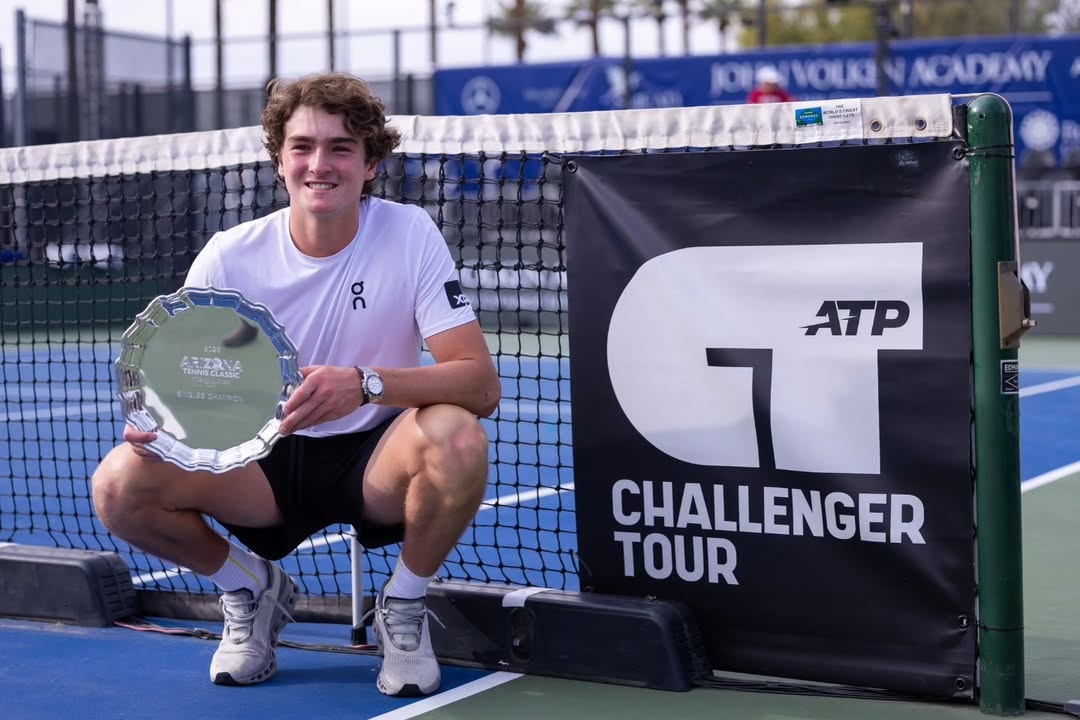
802, 300, 910, 336
606, 243, 924, 475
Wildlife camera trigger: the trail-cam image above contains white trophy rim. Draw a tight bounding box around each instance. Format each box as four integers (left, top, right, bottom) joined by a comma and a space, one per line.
115, 286, 302, 473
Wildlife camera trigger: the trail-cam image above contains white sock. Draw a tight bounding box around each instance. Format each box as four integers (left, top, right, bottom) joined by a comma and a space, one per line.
384, 561, 433, 600
207, 542, 269, 594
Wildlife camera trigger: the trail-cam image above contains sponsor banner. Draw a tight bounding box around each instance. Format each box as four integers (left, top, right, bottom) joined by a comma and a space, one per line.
436, 34, 1080, 168
439, 61, 594, 116
1022, 238, 1080, 335
564, 142, 975, 696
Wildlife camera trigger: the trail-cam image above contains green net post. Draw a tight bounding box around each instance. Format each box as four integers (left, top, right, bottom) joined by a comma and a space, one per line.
969, 93, 1028, 716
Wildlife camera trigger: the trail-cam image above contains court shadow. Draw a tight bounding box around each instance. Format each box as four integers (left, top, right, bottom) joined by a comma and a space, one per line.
269, 659, 382, 688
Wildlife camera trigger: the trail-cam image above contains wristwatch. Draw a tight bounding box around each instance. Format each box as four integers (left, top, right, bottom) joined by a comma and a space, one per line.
358, 367, 384, 404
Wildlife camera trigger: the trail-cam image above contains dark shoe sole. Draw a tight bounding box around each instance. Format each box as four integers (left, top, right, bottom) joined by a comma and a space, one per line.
377, 677, 439, 697
212, 654, 278, 686
209, 575, 298, 686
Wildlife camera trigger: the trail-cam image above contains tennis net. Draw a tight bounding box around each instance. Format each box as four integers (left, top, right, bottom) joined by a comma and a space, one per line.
0, 98, 951, 618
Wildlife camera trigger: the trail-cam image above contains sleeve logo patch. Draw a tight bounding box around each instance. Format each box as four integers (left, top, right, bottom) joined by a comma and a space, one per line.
444, 280, 471, 308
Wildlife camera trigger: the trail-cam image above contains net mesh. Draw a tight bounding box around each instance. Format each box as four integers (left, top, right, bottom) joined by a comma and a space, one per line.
0, 96, 955, 611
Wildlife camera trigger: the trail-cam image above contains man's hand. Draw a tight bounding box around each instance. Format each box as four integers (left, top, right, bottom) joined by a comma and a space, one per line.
123, 425, 162, 461
279, 365, 365, 435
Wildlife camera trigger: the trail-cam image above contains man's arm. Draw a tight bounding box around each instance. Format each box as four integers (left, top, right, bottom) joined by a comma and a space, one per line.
375, 320, 500, 417
278, 320, 501, 435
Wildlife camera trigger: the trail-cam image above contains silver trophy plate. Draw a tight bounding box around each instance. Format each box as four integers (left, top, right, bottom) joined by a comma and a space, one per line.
115, 287, 302, 473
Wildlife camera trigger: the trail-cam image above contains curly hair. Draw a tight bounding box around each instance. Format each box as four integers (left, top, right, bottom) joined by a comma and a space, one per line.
262, 73, 402, 197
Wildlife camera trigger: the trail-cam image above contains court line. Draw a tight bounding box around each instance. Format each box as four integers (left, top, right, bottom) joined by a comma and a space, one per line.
1020, 375, 1080, 398
14, 366, 1043, 427
0, 401, 116, 423
1022, 460, 1080, 494
2, 398, 559, 423
130, 529, 356, 585
368, 672, 523, 720
496, 399, 567, 419
487, 481, 575, 509
131, 483, 577, 587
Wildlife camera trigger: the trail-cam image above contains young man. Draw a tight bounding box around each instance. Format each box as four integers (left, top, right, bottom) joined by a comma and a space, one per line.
92, 73, 501, 696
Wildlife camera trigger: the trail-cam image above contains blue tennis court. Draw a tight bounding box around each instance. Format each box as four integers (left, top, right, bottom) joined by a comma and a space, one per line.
0, 343, 578, 596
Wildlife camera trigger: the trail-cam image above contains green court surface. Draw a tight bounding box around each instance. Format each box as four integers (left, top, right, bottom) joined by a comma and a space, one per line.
415, 674, 1062, 720
1021, 334, 1080, 370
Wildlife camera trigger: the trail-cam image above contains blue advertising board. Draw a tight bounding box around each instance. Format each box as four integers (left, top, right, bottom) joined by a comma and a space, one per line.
435, 35, 1080, 169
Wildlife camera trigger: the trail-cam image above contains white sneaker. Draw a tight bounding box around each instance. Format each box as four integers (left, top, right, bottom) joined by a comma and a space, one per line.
210, 561, 298, 686
372, 585, 442, 697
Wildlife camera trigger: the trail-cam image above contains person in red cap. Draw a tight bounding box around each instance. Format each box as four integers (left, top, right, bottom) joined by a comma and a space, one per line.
748, 66, 795, 104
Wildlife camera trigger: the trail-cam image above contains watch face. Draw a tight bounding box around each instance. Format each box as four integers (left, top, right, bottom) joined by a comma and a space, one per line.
367, 374, 384, 396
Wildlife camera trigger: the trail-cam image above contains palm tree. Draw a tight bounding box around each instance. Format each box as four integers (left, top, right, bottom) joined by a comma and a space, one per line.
1050, 0, 1080, 33
629, 0, 668, 56
700, 0, 750, 51
488, 0, 558, 62
672, 0, 693, 55
564, 0, 621, 56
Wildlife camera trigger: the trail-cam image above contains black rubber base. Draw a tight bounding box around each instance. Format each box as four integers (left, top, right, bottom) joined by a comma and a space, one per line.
0, 544, 138, 626
424, 580, 709, 691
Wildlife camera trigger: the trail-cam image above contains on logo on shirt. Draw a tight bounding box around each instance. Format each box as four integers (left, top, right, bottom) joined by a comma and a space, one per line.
351, 281, 367, 310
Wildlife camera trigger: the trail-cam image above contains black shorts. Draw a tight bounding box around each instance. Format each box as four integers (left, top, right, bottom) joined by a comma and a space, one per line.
221, 414, 404, 560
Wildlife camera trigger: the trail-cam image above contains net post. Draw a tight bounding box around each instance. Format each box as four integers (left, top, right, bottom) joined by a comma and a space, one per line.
14, 8, 28, 146
350, 528, 366, 645
968, 93, 1026, 716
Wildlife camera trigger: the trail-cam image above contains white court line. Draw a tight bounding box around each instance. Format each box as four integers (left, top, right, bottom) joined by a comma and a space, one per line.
1022, 460, 1080, 494
131, 530, 355, 586
5, 398, 560, 424
130, 566, 193, 585
1017, 374, 1080, 492
368, 672, 523, 720
1020, 375, 1080, 398
0, 401, 115, 423
4, 375, 1062, 423
131, 484, 576, 587
497, 399, 567, 418
486, 482, 574, 509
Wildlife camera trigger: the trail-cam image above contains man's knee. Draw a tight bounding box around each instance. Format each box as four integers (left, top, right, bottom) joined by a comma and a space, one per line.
416, 405, 489, 467
91, 445, 155, 531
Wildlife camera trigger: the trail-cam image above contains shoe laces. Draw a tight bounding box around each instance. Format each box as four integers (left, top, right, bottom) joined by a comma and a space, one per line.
365, 596, 445, 652
219, 590, 258, 641
219, 586, 295, 642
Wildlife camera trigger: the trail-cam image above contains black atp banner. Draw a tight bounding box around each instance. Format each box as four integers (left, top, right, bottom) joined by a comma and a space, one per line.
564, 142, 976, 697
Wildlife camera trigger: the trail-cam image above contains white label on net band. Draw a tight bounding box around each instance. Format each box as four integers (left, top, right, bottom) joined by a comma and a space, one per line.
792, 99, 865, 140
502, 587, 550, 608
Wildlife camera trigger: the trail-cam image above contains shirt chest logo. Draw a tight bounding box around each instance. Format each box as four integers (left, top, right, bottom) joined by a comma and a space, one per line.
351, 281, 366, 310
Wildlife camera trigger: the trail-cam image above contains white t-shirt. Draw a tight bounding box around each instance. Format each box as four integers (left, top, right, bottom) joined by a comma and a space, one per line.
185, 197, 476, 435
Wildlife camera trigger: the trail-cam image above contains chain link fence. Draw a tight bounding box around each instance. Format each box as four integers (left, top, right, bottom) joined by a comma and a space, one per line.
0, 9, 432, 148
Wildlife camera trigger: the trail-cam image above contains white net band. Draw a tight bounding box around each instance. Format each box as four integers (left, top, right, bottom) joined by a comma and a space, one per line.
0, 94, 956, 183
